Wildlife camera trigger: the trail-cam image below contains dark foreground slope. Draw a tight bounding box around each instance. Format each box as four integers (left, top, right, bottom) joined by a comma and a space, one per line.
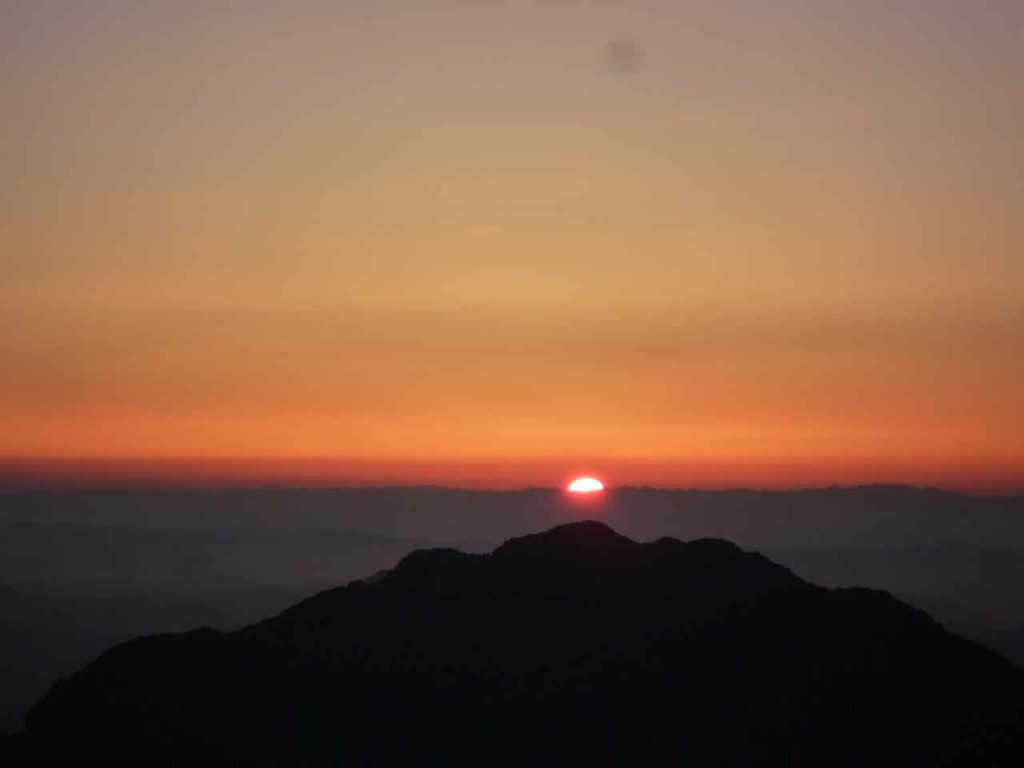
23, 522, 1024, 766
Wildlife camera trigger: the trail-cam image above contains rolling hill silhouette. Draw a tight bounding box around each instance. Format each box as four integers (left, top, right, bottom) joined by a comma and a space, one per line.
21, 522, 1024, 765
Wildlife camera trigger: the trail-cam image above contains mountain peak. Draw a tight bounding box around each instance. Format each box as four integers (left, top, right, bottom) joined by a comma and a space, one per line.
493, 519, 633, 558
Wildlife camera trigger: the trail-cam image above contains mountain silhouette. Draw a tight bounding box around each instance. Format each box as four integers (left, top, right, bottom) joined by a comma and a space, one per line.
21, 522, 1024, 765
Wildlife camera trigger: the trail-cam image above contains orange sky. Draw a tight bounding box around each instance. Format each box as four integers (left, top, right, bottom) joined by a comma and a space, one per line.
2, 2, 1022, 490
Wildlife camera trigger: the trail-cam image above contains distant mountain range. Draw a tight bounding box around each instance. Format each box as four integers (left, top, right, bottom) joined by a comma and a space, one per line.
3, 484, 1023, 549
15, 522, 1023, 765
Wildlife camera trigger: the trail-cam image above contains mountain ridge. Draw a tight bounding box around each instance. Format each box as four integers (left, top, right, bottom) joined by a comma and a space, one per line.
21, 521, 1024, 766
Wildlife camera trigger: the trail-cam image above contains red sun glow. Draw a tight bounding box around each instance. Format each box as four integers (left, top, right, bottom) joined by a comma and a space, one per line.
567, 477, 605, 494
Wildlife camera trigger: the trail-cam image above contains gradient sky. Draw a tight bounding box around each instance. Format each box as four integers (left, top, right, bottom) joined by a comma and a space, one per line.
2, 1, 1022, 490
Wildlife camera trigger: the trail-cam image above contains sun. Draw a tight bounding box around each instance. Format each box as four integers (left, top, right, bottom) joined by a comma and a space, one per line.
567, 476, 605, 494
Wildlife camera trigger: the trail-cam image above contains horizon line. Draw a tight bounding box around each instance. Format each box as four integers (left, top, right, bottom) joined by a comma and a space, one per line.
0, 481, 1019, 499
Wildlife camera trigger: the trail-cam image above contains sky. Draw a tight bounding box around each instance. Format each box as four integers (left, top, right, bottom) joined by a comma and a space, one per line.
2, 1, 1022, 490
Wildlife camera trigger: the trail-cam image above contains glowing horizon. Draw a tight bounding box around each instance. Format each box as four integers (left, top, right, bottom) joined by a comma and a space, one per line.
0, 454, 1020, 495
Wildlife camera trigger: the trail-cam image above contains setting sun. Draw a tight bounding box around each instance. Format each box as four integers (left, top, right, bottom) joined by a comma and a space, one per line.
567, 477, 605, 494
